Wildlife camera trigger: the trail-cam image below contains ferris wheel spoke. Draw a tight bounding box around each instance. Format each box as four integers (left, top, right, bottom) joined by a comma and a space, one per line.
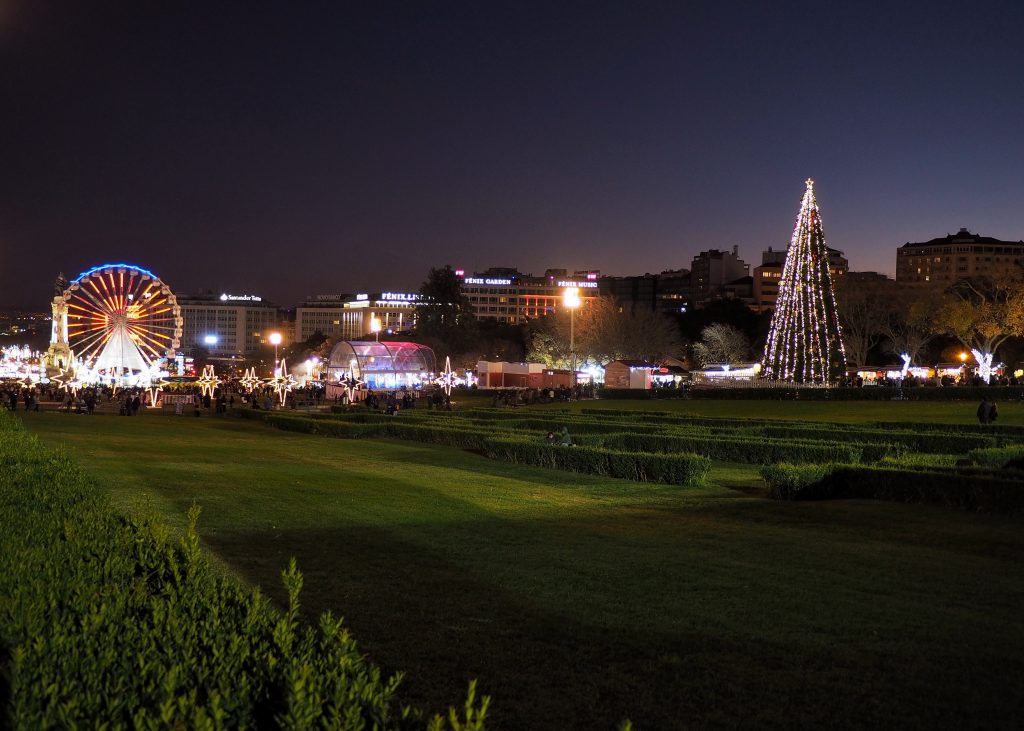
118, 270, 126, 311
103, 271, 122, 312
74, 328, 113, 359
134, 321, 177, 332
89, 277, 117, 314
67, 301, 97, 314
136, 281, 157, 304
130, 325, 172, 340
128, 324, 170, 345
79, 285, 115, 315
67, 322, 109, 337
127, 324, 170, 350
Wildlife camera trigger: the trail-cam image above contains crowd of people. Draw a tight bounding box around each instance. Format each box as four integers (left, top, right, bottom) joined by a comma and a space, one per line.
490, 383, 596, 407
355, 386, 451, 414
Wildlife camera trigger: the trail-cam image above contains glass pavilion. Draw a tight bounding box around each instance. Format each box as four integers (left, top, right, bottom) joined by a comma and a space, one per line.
325, 341, 437, 393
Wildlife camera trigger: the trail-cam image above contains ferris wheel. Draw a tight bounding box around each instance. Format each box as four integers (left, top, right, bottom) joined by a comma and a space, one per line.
60, 264, 182, 372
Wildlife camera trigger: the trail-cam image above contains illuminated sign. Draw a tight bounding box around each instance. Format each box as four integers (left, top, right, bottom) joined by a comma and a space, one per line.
356, 293, 368, 300
557, 280, 598, 289
464, 278, 512, 286
380, 292, 421, 302
220, 293, 263, 302
455, 269, 465, 276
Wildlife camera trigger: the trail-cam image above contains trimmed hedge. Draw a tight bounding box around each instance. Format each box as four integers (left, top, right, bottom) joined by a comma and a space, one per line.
688, 385, 1024, 401
967, 446, 1024, 469
870, 420, 1024, 439
0, 411, 487, 729
596, 388, 688, 400
752, 425, 996, 455
259, 413, 491, 450
254, 413, 710, 485
760, 461, 1024, 512
481, 436, 710, 486
600, 432, 869, 465
759, 463, 833, 499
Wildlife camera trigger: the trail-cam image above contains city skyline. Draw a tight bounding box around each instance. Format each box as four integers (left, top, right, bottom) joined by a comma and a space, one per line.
3, 1, 1024, 308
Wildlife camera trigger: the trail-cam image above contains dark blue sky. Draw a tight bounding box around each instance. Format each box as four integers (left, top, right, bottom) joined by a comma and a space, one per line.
3, 0, 1023, 308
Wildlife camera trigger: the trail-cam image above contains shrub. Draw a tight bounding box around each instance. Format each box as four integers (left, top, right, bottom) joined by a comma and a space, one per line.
877, 453, 958, 469
0, 411, 487, 729
967, 446, 1024, 469
759, 463, 834, 499
258, 413, 491, 450
761, 459, 1024, 513
602, 432, 866, 465
687, 385, 1024, 402
481, 436, 710, 486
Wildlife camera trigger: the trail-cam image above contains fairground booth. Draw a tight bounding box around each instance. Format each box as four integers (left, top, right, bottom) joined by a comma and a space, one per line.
604, 360, 656, 390
325, 341, 436, 398
475, 361, 573, 389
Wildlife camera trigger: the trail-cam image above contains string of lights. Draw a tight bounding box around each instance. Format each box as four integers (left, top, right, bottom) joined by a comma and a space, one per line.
761, 179, 846, 383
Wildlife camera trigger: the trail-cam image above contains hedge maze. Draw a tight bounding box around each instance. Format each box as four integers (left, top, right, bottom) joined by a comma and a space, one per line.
241, 405, 1024, 513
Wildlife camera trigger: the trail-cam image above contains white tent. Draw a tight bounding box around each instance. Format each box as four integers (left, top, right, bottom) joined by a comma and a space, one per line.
93, 325, 150, 373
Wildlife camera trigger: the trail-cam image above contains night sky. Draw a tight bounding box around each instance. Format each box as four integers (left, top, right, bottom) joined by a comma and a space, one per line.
3, 0, 1023, 309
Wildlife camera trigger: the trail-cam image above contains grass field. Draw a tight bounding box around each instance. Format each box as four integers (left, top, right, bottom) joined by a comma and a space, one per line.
20, 406, 1024, 730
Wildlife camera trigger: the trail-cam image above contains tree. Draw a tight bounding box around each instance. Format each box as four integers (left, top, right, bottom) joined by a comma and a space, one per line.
691, 323, 751, 367
527, 297, 682, 368
191, 345, 210, 372
415, 265, 477, 355
933, 275, 1024, 382
834, 277, 891, 367
679, 298, 761, 342
881, 288, 936, 371
761, 179, 846, 382
301, 330, 328, 352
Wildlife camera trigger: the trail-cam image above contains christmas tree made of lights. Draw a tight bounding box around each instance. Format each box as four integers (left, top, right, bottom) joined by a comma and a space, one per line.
761, 179, 846, 383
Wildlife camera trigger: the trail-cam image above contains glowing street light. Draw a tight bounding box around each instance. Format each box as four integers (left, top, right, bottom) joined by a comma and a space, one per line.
959, 351, 968, 363
269, 332, 282, 375
370, 316, 381, 342
563, 287, 581, 387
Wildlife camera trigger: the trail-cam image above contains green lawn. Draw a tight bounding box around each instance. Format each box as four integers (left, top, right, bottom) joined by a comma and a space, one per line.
20, 409, 1024, 730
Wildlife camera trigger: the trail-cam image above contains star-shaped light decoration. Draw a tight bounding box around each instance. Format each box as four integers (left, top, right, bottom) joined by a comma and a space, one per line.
266, 358, 297, 404
50, 366, 78, 395
69, 379, 83, 396
435, 356, 457, 397
339, 371, 364, 402
195, 365, 220, 399
239, 366, 262, 393
144, 385, 162, 408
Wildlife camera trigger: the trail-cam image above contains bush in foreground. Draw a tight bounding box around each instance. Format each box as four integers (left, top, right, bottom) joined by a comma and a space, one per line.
0, 412, 488, 729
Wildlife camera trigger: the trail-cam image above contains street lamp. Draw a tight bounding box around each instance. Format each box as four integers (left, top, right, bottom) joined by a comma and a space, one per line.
269, 332, 282, 375
563, 287, 581, 388
370, 316, 381, 342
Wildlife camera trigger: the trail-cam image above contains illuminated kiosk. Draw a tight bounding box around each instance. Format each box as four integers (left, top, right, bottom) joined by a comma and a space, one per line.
325, 341, 436, 400
46, 263, 182, 377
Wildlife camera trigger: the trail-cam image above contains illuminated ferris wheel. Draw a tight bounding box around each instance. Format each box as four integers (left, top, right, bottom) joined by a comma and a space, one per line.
60, 264, 182, 372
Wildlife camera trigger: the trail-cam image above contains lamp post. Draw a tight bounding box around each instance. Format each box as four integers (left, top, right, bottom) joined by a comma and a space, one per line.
370, 316, 381, 342
563, 287, 581, 388
269, 332, 282, 376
